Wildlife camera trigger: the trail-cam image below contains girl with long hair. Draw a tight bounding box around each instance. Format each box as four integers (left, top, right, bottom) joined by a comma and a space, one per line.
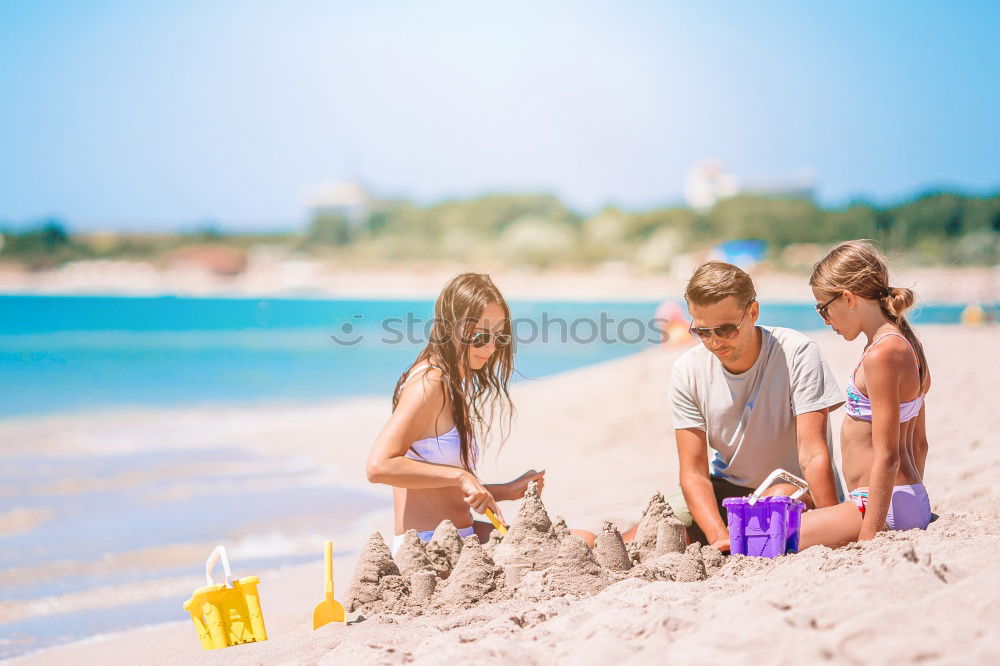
799, 240, 932, 548
366, 273, 545, 554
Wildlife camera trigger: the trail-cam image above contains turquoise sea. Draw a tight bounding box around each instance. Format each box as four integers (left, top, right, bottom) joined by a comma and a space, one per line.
0, 294, 973, 418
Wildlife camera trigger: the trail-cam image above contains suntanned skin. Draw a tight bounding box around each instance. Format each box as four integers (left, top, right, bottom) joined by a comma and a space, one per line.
797, 288, 930, 549
366, 302, 545, 541
678, 297, 841, 552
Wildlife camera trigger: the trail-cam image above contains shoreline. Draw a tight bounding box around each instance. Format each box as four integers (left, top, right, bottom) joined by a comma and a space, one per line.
1, 264, 997, 304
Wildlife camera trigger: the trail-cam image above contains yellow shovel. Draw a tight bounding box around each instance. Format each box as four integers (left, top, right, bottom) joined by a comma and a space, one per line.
312, 540, 346, 629
484, 508, 507, 536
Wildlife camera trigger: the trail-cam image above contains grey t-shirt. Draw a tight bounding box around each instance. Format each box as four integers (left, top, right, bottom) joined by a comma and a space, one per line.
669, 325, 844, 491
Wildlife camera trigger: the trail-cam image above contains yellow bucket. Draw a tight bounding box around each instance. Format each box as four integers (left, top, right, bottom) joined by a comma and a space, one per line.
183, 546, 268, 650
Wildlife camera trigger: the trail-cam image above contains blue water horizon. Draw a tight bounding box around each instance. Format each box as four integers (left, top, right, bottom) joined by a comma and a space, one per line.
0, 294, 974, 419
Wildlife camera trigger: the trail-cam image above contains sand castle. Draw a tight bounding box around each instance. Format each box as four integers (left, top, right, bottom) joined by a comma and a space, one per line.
394, 529, 432, 576
491, 481, 561, 570
345, 533, 404, 614
515, 535, 617, 601
627, 491, 683, 563
344, 484, 716, 617
431, 536, 504, 610
595, 520, 632, 571
425, 519, 464, 578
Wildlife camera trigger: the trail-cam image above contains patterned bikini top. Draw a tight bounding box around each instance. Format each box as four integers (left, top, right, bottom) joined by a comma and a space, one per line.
845, 332, 924, 423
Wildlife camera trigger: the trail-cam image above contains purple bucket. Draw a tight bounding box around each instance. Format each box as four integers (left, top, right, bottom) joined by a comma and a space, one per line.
722, 496, 805, 557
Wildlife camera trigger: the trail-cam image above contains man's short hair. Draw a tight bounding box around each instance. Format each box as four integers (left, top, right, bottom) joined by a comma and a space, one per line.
684, 261, 756, 307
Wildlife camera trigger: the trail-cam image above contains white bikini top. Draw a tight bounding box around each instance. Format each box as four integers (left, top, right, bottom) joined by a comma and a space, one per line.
399, 364, 478, 470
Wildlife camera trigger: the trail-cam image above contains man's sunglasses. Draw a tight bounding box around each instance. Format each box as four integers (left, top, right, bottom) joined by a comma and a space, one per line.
815, 293, 842, 322
688, 303, 752, 341
466, 331, 512, 348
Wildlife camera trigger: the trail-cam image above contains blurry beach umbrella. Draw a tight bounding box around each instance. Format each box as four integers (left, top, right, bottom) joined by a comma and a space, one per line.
709, 239, 767, 270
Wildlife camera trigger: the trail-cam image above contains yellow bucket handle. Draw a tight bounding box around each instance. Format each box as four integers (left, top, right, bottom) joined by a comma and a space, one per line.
206, 546, 234, 588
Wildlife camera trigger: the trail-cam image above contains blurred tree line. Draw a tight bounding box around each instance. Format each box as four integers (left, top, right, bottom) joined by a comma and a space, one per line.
302, 189, 1000, 269
3, 190, 999, 271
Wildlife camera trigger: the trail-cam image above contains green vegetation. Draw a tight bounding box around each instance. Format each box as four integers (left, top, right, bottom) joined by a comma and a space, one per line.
303, 189, 1000, 269
2, 190, 998, 271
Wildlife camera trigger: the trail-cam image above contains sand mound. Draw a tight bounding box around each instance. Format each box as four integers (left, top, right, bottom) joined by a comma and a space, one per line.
677, 543, 707, 581
628, 551, 686, 581
628, 491, 676, 563
701, 544, 725, 576
431, 536, 502, 610
409, 570, 438, 603
492, 481, 560, 570
627, 543, 707, 583
312, 515, 1000, 665
394, 529, 433, 576
425, 519, 464, 579
595, 520, 632, 571
517, 535, 619, 601
484, 528, 503, 555
552, 516, 570, 541
345, 532, 402, 613
654, 515, 687, 555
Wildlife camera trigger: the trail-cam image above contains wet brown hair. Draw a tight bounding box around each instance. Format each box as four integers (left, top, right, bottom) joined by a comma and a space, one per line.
392, 273, 514, 472
685, 261, 757, 308
810, 240, 929, 393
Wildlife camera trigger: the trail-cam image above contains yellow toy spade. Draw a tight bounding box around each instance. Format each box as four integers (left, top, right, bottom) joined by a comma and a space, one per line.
312, 540, 346, 629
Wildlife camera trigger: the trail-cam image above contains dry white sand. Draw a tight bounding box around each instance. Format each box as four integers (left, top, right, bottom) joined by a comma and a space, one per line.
8, 324, 1000, 665
2, 260, 997, 304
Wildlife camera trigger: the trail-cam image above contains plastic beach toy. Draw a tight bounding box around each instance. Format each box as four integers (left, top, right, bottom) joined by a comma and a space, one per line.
484, 508, 507, 536
183, 546, 268, 650
723, 469, 809, 558
312, 540, 346, 629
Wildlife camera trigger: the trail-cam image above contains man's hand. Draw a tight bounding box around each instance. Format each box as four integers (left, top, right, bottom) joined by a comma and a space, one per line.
677, 428, 729, 548
709, 537, 730, 553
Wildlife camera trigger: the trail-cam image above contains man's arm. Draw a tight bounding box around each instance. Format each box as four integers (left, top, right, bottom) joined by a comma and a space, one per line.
794, 409, 839, 508
677, 427, 729, 550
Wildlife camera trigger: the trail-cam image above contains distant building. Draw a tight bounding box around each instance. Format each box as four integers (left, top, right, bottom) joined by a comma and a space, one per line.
684, 160, 816, 210
303, 180, 371, 225
685, 160, 740, 211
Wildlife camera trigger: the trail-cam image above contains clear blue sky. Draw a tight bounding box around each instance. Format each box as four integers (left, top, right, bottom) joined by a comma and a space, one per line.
1, 1, 998, 231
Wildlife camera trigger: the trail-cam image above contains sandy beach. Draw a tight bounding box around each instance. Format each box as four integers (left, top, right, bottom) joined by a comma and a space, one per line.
1, 261, 998, 304
5, 323, 1000, 665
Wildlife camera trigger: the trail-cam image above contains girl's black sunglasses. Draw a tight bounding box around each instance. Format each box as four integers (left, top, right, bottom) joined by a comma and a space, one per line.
466, 332, 512, 348
815, 293, 842, 321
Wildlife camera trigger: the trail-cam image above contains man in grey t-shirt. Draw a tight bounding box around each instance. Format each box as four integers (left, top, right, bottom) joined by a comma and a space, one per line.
667, 262, 844, 551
